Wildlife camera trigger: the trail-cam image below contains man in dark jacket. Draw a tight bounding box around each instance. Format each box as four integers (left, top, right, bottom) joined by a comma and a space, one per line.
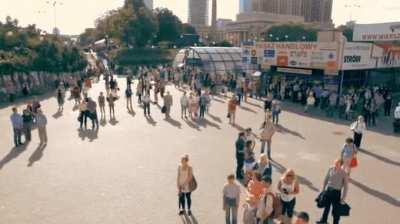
235, 132, 246, 179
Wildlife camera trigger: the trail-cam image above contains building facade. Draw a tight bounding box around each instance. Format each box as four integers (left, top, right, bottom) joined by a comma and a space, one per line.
303, 0, 332, 23
239, 0, 252, 13
188, 0, 209, 27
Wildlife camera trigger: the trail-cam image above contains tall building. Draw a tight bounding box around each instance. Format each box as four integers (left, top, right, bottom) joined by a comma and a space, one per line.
143, 0, 153, 10
239, 0, 252, 13
302, 0, 332, 23
211, 0, 217, 28
188, 0, 209, 27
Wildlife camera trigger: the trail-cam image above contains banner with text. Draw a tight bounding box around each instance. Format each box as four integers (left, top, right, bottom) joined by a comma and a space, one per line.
353, 22, 400, 42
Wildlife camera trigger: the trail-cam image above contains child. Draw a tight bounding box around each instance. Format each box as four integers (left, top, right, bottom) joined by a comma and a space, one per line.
223, 174, 241, 224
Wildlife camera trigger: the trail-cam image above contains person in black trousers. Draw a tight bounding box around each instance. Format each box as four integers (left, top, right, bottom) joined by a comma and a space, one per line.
317, 159, 349, 224
235, 132, 246, 179
384, 93, 392, 116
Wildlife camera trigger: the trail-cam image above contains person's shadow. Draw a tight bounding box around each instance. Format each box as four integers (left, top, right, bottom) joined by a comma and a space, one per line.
207, 113, 222, 123
28, 143, 47, 167
276, 124, 306, 140
0, 144, 28, 169
146, 115, 157, 126
165, 117, 182, 129
52, 110, 63, 119
358, 148, 400, 167
180, 213, 199, 224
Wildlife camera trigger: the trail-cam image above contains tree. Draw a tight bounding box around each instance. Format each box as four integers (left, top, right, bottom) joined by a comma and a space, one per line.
337, 25, 353, 41
155, 8, 182, 42
182, 23, 197, 35
266, 24, 318, 42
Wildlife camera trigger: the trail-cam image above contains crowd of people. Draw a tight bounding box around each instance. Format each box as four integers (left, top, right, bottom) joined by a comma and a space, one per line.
7, 63, 400, 224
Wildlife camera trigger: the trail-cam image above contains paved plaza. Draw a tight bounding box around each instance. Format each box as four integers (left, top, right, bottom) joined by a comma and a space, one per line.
0, 77, 399, 224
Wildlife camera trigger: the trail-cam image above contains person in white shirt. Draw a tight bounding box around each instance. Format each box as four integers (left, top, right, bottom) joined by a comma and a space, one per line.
180, 92, 189, 119
395, 103, 400, 120
350, 116, 366, 149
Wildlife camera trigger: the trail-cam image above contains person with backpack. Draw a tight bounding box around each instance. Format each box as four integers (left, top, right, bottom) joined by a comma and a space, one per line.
277, 169, 300, 223
256, 176, 281, 224
177, 155, 195, 216
223, 174, 241, 224
316, 159, 349, 224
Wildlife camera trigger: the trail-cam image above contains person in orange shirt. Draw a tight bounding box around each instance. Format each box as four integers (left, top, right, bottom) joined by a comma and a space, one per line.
247, 172, 266, 206
228, 96, 238, 125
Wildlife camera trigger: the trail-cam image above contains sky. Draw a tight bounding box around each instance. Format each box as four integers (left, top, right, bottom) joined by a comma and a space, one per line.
0, 0, 399, 35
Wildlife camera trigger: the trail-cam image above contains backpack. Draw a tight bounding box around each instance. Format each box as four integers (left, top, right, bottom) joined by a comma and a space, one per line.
264, 192, 283, 219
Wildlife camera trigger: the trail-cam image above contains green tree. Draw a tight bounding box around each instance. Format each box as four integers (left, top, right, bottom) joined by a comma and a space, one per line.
182, 23, 197, 34
266, 24, 318, 42
337, 25, 353, 41
155, 8, 182, 42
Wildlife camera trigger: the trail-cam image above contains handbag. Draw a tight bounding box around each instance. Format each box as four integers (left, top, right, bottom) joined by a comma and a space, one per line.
337, 202, 351, 216
315, 191, 329, 208
350, 157, 358, 168
188, 175, 197, 192
161, 106, 167, 114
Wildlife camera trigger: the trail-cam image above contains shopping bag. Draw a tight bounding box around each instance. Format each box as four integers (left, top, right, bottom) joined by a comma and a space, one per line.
350, 157, 358, 168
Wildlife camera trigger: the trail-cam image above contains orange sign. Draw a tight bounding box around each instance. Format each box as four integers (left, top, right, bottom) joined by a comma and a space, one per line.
277, 56, 288, 66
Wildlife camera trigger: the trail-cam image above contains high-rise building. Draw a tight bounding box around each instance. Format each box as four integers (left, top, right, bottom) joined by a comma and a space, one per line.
211, 0, 217, 28
302, 0, 332, 23
239, 0, 252, 13
143, 0, 153, 10
188, 0, 209, 27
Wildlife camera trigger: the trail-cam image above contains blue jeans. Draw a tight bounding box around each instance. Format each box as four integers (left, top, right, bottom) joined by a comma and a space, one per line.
13, 128, 22, 146
225, 205, 238, 224
272, 111, 279, 124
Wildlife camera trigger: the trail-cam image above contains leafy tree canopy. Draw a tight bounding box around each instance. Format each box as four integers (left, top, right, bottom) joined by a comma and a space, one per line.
266, 24, 318, 42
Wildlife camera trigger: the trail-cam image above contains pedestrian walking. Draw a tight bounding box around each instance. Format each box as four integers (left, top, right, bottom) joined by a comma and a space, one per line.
384, 92, 392, 116
235, 132, 246, 179
199, 93, 208, 119
36, 109, 48, 144
228, 96, 238, 125
316, 159, 349, 224
107, 93, 116, 119
98, 92, 106, 118
177, 155, 195, 216
142, 92, 151, 116
271, 99, 281, 124
305, 93, 315, 113
136, 80, 143, 103
57, 88, 65, 111
188, 93, 198, 119
163, 91, 173, 118
260, 116, 276, 159
350, 116, 366, 149
125, 87, 133, 111
223, 174, 241, 224
22, 108, 34, 142
277, 169, 300, 223
10, 107, 23, 147
87, 98, 99, 129
341, 138, 357, 175
180, 92, 189, 119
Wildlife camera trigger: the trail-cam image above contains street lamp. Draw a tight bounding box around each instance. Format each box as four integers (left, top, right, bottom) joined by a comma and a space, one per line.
46, 1, 63, 33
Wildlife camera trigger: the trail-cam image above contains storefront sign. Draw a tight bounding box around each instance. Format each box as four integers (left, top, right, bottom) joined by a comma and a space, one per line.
354, 22, 400, 42
341, 42, 376, 70
374, 43, 400, 68
254, 42, 339, 74
276, 67, 312, 75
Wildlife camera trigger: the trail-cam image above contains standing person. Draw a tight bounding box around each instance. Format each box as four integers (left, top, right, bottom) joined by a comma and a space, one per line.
235, 132, 246, 179
277, 169, 300, 223
253, 154, 272, 179
10, 107, 23, 147
394, 103, 400, 133
125, 87, 133, 111
223, 174, 241, 224
305, 93, 315, 112
271, 99, 281, 125
341, 138, 357, 175
36, 108, 48, 145
369, 100, 378, 126
72, 86, 81, 105
98, 92, 106, 118
57, 88, 65, 111
107, 94, 116, 119
384, 92, 392, 116
199, 93, 208, 119
350, 116, 366, 149
78, 99, 88, 129
260, 116, 276, 159
177, 155, 194, 216
188, 93, 197, 119
142, 92, 151, 116
180, 92, 189, 119
256, 176, 274, 224
228, 96, 238, 125
87, 98, 99, 129
163, 91, 173, 118
136, 80, 143, 103
316, 159, 349, 224
22, 108, 34, 142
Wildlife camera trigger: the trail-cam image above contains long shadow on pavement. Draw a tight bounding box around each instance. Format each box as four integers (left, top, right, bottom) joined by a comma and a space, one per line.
78, 128, 99, 142
28, 143, 47, 167
184, 119, 201, 131
272, 160, 320, 192
239, 105, 258, 114
358, 148, 400, 167
349, 178, 400, 207
207, 113, 222, 123
276, 124, 306, 140
0, 144, 28, 169
180, 213, 198, 224
198, 118, 221, 130
165, 117, 182, 129
145, 115, 157, 126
